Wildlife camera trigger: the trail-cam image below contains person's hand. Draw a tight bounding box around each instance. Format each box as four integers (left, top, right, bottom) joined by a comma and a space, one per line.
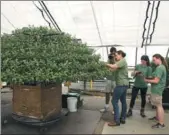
106, 64, 112, 68
109, 68, 115, 71
135, 71, 141, 74
144, 78, 148, 83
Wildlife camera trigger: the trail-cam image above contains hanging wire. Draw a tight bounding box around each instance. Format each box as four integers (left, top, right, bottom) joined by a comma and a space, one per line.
145, 1, 155, 46
66, 1, 78, 30
149, 1, 161, 44
39, 1, 62, 32
90, 1, 104, 55
32, 1, 52, 29
141, 1, 151, 47
90, 2, 103, 44
1, 12, 16, 29
10, 3, 28, 23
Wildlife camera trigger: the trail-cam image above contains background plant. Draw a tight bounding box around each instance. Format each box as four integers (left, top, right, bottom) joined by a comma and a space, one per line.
1, 26, 110, 85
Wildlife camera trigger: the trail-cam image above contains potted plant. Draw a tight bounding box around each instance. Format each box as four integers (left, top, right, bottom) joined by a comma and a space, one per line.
1, 26, 110, 121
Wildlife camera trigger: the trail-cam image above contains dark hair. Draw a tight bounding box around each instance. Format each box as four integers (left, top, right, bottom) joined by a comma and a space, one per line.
153, 54, 168, 71
116, 50, 126, 58
141, 55, 150, 66
110, 47, 116, 53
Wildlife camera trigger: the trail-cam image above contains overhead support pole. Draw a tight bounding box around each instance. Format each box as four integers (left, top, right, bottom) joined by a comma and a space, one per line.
145, 44, 169, 46
88, 44, 169, 48
88, 44, 122, 48
145, 46, 147, 55
106, 47, 109, 57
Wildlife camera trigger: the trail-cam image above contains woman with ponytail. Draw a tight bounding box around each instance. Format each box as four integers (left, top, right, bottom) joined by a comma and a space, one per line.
144, 54, 168, 129
127, 55, 152, 118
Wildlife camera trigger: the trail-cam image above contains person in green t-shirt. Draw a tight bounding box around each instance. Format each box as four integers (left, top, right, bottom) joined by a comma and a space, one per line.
100, 47, 116, 113
144, 54, 168, 129
127, 55, 152, 118
106, 50, 129, 127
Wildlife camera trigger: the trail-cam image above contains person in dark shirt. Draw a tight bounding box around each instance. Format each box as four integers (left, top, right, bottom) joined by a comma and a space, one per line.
100, 47, 116, 114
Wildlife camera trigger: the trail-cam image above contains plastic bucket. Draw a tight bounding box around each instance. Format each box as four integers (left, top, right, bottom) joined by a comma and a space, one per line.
67, 97, 77, 112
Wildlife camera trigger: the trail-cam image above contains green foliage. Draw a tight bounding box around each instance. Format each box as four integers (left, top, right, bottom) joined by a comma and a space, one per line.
1, 26, 110, 84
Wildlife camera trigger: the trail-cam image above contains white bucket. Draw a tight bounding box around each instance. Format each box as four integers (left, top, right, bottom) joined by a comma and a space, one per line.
67, 97, 78, 112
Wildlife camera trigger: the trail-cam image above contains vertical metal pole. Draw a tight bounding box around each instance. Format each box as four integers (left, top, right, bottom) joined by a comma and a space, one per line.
145, 46, 147, 55
166, 48, 169, 58
84, 80, 86, 90
135, 47, 138, 66
106, 47, 109, 57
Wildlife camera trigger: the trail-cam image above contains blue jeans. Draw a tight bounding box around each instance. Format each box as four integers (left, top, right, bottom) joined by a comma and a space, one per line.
112, 85, 128, 123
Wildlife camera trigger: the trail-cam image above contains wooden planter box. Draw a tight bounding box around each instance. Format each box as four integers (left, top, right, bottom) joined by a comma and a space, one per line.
12, 83, 62, 120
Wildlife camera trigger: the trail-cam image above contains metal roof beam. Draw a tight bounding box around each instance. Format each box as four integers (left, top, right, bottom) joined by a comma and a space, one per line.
88, 44, 169, 47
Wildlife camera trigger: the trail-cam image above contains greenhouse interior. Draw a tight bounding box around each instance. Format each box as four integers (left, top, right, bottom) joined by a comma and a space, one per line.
1, 1, 169, 134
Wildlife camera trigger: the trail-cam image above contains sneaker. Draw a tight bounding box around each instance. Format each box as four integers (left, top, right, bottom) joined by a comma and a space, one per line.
100, 107, 108, 113
148, 116, 158, 121
108, 121, 120, 127
126, 109, 132, 117
152, 123, 165, 129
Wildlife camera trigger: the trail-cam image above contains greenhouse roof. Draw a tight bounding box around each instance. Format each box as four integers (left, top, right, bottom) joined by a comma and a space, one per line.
1, 1, 169, 64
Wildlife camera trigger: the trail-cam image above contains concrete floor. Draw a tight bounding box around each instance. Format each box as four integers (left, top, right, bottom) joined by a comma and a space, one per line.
1, 92, 101, 134
2, 108, 101, 134
102, 110, 169, 134
82, 95, 169, 134
1, 89, 169, 134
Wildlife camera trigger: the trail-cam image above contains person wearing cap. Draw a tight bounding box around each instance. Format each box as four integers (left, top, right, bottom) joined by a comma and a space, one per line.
127, 55, 152, 117
100, 47, 116, 113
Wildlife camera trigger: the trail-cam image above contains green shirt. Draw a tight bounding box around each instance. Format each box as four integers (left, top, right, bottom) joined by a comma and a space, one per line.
115, 58, 129, 86
134, 64, 152, 88
107, 58, 116, 81
151, 64, 166, 96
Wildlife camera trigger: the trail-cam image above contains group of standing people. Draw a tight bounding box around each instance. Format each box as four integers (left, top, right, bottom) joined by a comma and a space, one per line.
101, 47, 168, 129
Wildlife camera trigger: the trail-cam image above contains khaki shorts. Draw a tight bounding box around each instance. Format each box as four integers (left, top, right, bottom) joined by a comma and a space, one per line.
150, 94, 162, 106
105, 80, 116, 93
